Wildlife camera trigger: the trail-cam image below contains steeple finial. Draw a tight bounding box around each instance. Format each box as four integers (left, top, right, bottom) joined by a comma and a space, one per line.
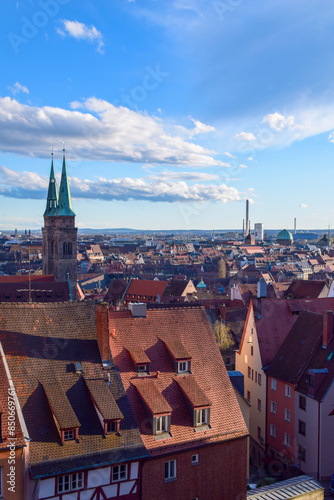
43, 147, 58, 217
56, 144, 75, 217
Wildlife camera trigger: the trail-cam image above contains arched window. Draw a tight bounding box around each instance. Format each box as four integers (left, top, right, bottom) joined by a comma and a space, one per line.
63, 242, 67, 256
68, 242, 72, 255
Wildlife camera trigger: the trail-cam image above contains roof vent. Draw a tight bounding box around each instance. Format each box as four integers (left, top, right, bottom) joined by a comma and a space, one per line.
75, 362, 83, 374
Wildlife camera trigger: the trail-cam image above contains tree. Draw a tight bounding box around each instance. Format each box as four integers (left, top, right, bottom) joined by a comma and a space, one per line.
213, 320, 235, 350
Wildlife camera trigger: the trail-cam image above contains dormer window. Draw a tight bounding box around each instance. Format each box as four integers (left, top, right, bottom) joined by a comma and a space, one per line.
106, 420, 120, 434
178, 361, 189, 373
127, 347, 150, 375
63, 429, 75, 441
155, 415, 170, 434
195, 408, 209, 426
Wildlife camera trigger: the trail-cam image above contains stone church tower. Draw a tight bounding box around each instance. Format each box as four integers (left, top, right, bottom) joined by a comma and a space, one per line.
42, 148, 78, 300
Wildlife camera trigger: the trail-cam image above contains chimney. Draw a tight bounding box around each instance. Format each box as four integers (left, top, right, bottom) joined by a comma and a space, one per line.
96, 302, 111, 362
257, 278, 267, 298
128, 302, 147, 318
323, 310, 333, 348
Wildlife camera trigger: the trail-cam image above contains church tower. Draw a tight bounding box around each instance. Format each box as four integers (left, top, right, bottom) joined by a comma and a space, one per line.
42, 148, 78, 300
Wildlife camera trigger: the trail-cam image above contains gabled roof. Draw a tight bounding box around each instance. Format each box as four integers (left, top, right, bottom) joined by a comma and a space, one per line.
243, 297, 334, 368
266, 311, 323, 383
283, 279, 328, 299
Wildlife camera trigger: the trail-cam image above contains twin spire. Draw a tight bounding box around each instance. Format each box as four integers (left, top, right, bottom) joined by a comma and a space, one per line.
44, 147, 75, 217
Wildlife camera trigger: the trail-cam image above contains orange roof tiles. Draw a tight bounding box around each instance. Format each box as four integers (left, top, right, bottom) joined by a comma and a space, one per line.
127, 347, 151, 365
163, 338, 191, 360
132, 379, 172, 415
176, 375, 212, 408
108, 306, 248, 455
43, 380, 81, 429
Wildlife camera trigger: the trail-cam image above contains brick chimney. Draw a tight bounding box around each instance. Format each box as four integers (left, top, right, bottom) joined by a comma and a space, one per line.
322, 310, 333, 348
96, 302, 110, 362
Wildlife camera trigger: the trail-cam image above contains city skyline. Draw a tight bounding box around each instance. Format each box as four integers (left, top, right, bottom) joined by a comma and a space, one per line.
1, 1, 334, 230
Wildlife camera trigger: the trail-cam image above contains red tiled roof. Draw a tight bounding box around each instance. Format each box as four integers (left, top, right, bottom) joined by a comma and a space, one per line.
127, 347, 150, 365
163, 338, 191, 360
131, 378, 172, 415
85, 378, 124, 420
0, 275, 54, 283
108, 306, 248, 455
176, 375, 212, 407
126, 279, 168, 298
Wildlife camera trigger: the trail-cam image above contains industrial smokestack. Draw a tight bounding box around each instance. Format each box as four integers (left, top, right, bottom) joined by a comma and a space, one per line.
242, 219, 245, 238
294, 218, 297, 234
246, 200, 249, 235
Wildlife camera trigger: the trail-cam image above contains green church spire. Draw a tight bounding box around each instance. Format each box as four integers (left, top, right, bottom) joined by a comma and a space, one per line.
56, 145, 76, 217
43, 149, 58, 217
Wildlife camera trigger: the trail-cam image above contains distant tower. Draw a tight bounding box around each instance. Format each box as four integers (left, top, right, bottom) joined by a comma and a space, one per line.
254, 223, 264, 241
294, 218, 297, 234
42, 148, 77, 300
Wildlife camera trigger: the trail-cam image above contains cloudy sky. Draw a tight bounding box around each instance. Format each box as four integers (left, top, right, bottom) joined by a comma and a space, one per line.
1, 1, 334, 231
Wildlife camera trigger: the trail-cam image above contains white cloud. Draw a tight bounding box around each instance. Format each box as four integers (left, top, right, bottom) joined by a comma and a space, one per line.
234, 131, 257, 142
0, 96, 226, 168
329, 132, 334, 142
7, 82, 29, 96
239, 164, 247, 169
299, 203, 308, 208
146, 171, 219, 181
261, 112, 301, 131
0, 166, 241, 204
57, 20, 105, 53
175, 117, 215, 138
224, 152, 236, 159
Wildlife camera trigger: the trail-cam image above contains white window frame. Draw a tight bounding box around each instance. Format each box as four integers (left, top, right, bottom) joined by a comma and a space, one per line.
164, 460, 176, 481
58, 472, 83, 493
64, 429, 75, 441
270, 401, 276, 414
191, 454, 199, 465
270, 424, 276, 438
112, 464, 127, 482
258, 373, 262, 386
156, 415, 169, 434
284, 408, 291, 422
271, 378, 277, 391
137, 365, 147, 373
178, 361, 189, 373
285, 384, 291, 397
196, 408, 208, 426
284, 432, 291, 447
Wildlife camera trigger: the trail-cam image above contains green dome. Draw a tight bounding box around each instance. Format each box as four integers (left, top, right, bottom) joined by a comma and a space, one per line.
277, 229, 293, 241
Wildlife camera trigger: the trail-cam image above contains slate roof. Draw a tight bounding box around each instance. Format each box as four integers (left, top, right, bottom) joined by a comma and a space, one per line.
108, 306, 248, 457
0, 302, 147, 478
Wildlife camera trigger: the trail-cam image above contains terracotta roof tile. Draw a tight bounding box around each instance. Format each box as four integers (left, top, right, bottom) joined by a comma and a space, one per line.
43, 380, 81, 429
127, 347, 150, 365
176, 375, 212, 407
131, 379, 172, 415
163, 338, 191, 361
84, 378, 124, 420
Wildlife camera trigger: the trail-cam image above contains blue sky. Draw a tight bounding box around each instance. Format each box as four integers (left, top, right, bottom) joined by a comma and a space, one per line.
1, 0, 334, 231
